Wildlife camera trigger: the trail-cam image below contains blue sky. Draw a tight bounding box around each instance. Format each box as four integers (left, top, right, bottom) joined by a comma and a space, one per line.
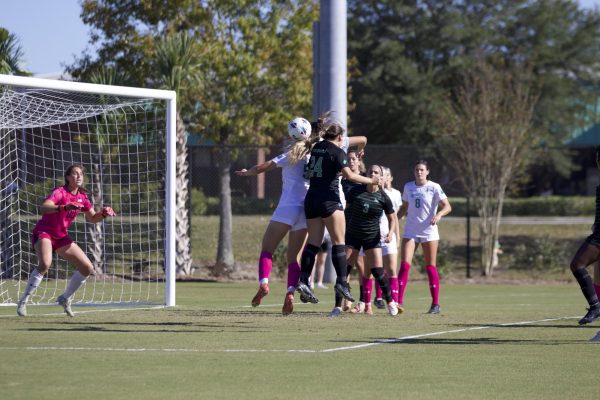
1, 0, 599, 76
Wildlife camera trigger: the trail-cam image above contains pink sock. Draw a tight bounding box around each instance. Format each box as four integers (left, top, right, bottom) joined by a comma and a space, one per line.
362, 277, 373, 303
594, 284, 600, 300
425, 265, 440, 305
375, 279, 383, 299
389, 277, 399, 303
287, 262, 300, 291
398, 261, 411, 304
258, 251, 272, 282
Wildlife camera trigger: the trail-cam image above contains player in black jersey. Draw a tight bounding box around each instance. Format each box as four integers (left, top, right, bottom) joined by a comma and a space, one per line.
570, 146, 600, 325
296, 120, 382, 305
340, 149, 366, 312
337, 165, 399, 316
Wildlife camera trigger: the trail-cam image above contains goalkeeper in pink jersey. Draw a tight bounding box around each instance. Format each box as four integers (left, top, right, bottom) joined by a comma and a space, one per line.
16, 165, 116, 317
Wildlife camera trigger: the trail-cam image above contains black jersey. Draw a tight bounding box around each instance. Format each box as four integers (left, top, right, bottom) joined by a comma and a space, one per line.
346, 185, 394, 239
585, 184, 600, 246
304, 140, 347, 195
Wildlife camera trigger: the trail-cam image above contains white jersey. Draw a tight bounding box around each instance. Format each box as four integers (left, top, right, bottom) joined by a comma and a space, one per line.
380, 187, 402, 237
272, 152, 310, 207
402, 180, 447, 238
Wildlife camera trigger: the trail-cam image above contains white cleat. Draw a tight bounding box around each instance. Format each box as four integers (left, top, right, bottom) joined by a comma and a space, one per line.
387, 301, 399, 316
17, 301, 27, 317
57, 295, 74, 317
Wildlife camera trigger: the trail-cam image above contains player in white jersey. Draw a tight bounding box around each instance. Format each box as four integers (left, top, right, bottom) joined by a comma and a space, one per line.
380, 166, 402, 307
235, 117, 315, 315
397, 160, 451, 314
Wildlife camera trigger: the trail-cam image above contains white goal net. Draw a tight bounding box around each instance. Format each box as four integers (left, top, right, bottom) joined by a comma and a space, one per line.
0, 75, 176, 308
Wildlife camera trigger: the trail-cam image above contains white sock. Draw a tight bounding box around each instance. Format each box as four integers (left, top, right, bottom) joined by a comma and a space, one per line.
19, 269, 44, 303
62, 271, 87, 299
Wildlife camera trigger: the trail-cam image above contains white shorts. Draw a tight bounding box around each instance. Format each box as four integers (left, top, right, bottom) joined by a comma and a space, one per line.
402, 232, 440, 243
382, 235, 398, 256
271, 204, 307, 231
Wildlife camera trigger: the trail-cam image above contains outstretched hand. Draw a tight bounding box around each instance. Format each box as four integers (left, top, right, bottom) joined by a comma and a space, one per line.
235, 169, 250, 176
101, 206, 116, 217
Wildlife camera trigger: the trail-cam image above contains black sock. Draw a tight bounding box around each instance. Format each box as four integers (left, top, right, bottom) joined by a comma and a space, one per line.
573, 268, 600, 307
334, 292, 343, 308
331, 245, 348, 285
300, 244, 320, 284
359, 285, 364, 302
371, 267, 392, 303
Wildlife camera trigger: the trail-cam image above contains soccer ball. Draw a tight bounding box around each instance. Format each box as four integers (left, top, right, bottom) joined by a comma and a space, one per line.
287, 117, 312, 141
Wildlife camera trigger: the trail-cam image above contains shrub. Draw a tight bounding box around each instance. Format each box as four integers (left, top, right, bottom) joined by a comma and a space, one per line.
449, 196, 594, 217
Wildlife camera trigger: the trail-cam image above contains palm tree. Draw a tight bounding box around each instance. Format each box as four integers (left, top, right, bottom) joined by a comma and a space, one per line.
155, 32, 201, 276
0, 28, 29, 75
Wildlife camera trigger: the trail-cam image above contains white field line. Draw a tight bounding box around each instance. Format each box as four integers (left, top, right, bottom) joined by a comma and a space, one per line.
0, 305, 167, 318
0, 316, 582, 354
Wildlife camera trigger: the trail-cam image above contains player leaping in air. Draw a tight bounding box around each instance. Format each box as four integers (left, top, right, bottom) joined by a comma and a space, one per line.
17, 164, 116, 317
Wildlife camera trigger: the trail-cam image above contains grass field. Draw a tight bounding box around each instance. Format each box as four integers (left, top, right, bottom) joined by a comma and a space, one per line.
1, 281, 598, 400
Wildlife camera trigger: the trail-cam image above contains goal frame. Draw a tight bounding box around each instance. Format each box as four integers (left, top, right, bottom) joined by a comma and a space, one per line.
0, 73, 177, 307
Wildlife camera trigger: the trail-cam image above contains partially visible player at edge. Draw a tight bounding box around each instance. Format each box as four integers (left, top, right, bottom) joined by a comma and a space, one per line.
296, 117, 382, 305
235, 117, 314, 315
569, 146, 600, 325
17, 165, 116, 317
397, 160, 451, 314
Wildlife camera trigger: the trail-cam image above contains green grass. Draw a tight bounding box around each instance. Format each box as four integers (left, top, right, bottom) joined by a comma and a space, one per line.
191, 215, 592, 279
1, 282, 598, 400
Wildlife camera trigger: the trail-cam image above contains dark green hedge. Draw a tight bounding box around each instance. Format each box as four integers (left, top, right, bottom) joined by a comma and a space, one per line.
191, 192, 597, 217
449, 196, 595, 217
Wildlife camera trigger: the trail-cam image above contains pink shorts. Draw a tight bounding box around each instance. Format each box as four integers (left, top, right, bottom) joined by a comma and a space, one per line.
31, 231, 73, 251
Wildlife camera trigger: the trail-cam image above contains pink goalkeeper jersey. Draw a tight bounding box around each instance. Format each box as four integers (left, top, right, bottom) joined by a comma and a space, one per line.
32, 185, 92, 239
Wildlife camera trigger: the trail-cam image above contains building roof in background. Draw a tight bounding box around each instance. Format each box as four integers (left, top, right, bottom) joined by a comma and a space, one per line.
568, 122, 600, 147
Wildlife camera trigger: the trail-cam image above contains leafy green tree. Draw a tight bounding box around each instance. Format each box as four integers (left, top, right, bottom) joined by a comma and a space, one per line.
70, 0, 317, 274
0, 28, 29, 75
347, 0, 600, 174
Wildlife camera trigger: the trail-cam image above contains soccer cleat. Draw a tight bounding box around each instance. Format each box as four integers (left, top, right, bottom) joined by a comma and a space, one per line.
387, 301, 399, 316
578, 306, 600, 325
397, 303, 405, 314
427, 304, 441, 314
374, 298, 386, 309
316, 282, 328, 289
57, 294, 74, 317
16, 301, 27, 317
334, 282, 355, 302
296, 282, 319, 304
299, 293, 309, 303
282, 292, 294, 316
350, 301, 365, 314
251, 283, 270, 307
329, 307, 342, 317
364, 303, 373, 315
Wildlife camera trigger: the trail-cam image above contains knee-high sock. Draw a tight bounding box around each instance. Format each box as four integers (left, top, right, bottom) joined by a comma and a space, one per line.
371, 267, 392, 302
595, 284, 600, 300
425, 265, 440, 305
62, 271, 87, 299
258, 251, 272, 284
335, 292, 343, 307
398, 261, 411, 304
389, 276, 399, 303
362, 277, 373, 303
331, 245, 348, 284
375, 279, 383, 299
287, 262, 300, 292
300, 244, 320, 284
573, 268, 600, 307
19, 269, 44, 302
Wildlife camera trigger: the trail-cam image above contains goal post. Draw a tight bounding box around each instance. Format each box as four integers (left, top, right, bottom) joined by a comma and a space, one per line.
0, 74, 176, 308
